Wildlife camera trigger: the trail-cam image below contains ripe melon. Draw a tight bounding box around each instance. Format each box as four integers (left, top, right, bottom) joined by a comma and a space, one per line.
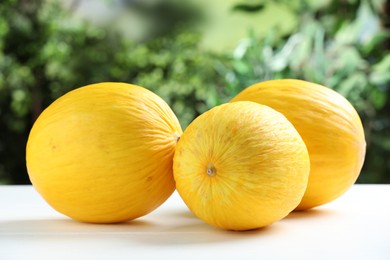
173, 101, 310, 230
26, 82, 182, 223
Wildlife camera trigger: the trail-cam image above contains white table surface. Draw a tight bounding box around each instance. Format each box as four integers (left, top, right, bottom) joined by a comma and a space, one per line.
0, 184, 389, 260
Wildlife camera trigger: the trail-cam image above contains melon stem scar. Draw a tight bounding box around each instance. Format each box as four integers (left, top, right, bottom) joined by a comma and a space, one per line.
206, 164, 216, 177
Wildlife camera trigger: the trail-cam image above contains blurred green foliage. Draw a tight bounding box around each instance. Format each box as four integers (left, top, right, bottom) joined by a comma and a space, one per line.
0, 0, 227, 183
223, 0, 390, 183
0, 0, 389, 184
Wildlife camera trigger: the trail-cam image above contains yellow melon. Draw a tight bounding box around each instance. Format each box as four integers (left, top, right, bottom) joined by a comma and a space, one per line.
26, 82, 182, 223
173, 101, 310, 230
231, 79, 366, 210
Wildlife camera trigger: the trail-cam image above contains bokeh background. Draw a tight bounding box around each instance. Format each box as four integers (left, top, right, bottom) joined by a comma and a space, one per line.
1, 0, 389, 184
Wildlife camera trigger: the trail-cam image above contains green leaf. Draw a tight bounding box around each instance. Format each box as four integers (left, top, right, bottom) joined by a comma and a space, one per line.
369, 71, 390, 85
335, 1, 381, 46
336, 72, 367, 97
335, 21, 357, 45
372, 53, 390, 72
369, 87, 387, 110
370, 54, 390, 85
289, 33, 311, 71
270, 34, 302, 72
231, 3, 265, 13
333, 46, 366, 73
361, 30, 390, 54
233, 60, 251, 75
355, 1, 381, 45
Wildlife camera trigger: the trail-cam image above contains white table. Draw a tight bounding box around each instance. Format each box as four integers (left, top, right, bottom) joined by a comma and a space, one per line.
0, 185, 389, 260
